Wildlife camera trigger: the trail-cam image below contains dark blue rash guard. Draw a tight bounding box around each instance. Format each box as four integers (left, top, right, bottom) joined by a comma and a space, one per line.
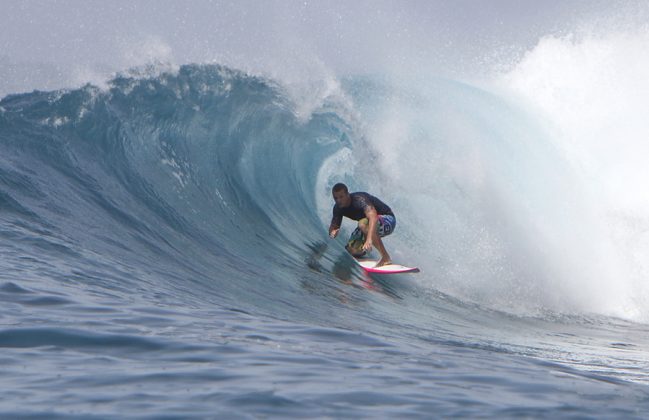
330, 192, 394, 229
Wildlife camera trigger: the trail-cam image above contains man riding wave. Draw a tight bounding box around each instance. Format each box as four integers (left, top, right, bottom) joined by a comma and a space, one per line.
328, 183, 396, 267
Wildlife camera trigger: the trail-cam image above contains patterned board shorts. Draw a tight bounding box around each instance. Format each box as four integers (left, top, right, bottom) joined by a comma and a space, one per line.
376, 214, 396, 237
346, 215, 397, 256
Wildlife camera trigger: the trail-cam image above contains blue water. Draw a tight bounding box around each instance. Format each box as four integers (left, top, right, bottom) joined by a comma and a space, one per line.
2, 64, 649, 418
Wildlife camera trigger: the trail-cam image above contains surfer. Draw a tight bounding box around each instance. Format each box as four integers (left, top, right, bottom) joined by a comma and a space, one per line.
328, 183, 396, 267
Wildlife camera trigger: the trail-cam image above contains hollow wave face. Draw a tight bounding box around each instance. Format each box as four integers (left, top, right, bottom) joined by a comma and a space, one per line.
320, 77, 589, 318
0, 64, 355, 320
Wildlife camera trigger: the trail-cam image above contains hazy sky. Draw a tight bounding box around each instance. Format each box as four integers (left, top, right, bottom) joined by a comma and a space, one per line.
0, 0, 641, 96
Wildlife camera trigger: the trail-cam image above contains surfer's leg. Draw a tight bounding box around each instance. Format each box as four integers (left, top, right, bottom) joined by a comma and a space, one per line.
375, 215, 394, 266
357, 218, 369, 236
374, 235, 392, 267
346, 226, 366, 257
358, 218, 391, 266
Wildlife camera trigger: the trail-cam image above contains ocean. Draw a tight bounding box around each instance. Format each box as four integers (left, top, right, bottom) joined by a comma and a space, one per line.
2, 29, 649, 418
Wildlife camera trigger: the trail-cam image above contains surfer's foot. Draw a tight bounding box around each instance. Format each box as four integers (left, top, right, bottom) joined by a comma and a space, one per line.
376, 258, 392, 267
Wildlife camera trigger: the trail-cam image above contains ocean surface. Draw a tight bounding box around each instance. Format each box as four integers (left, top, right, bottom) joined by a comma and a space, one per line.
2, 59, 649, 418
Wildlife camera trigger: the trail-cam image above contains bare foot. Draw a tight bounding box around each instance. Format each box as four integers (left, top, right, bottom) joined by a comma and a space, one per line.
375, 258, 392, 267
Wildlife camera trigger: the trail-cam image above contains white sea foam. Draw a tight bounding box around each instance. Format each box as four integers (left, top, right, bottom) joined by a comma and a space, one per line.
499, 27, 649, 321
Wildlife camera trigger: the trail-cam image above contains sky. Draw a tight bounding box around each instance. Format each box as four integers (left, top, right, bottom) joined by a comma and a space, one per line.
0, 0, 643, 97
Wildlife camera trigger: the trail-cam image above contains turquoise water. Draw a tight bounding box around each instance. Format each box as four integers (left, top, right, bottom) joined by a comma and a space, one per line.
1, 64, 649, 418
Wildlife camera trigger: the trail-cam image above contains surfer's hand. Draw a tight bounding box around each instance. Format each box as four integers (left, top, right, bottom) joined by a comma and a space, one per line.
329, 229, 339, 239
362, 240, 372, 252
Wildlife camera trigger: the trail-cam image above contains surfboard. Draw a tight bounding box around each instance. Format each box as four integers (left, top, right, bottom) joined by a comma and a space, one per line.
355, 259, 420, 274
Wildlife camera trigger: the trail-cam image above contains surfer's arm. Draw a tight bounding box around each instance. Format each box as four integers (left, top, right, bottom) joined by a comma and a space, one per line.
362, 206, 379, 251
329, 211, 342, 238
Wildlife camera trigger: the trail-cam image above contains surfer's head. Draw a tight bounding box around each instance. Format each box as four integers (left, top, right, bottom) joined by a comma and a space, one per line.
332, 183, 351, 208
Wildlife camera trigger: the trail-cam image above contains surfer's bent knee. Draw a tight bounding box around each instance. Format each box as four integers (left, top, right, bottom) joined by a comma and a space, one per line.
358, 218, 369, 232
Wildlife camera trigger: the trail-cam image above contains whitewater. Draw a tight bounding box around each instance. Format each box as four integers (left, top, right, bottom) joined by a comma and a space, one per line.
3, 9, 649, 418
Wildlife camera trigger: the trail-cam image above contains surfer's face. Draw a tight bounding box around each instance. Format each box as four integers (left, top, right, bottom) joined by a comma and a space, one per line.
333, 190, 351, 208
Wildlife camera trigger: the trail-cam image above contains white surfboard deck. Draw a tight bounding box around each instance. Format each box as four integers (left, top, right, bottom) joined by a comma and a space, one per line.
355, 259, 420, 274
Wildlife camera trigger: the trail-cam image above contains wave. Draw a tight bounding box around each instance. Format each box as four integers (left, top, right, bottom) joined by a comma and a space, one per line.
1, 60, 648, 330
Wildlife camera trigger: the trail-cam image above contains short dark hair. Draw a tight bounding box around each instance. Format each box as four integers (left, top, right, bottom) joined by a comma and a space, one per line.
332, 183, 348, 194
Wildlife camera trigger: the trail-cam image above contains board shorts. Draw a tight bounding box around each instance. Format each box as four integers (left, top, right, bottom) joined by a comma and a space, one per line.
345, 215, 397, 257
376, 214, 396, 237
